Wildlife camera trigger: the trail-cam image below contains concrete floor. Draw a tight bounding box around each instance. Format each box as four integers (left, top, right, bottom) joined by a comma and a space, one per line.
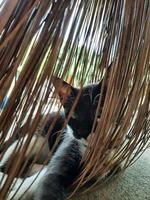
73, 148, 150, 200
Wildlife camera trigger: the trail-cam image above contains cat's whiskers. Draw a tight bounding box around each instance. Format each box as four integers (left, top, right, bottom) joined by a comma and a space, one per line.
93, 94, 101, 105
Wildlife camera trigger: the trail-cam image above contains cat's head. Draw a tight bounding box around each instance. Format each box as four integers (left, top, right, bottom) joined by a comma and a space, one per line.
53, 77, 107, 139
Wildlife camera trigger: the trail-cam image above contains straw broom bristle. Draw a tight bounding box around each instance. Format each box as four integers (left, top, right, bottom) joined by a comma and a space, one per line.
0, 0, 150, 199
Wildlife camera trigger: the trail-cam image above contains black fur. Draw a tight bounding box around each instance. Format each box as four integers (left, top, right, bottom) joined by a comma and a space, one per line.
35, 130, 82, 200
42, 111, 66, 150
63, 84, 102, 139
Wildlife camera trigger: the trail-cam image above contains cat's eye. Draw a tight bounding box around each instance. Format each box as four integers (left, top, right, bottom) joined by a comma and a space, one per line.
71, 112, 78, 119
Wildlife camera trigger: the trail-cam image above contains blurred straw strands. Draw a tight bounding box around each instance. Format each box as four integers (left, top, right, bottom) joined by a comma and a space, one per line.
0, 0, 150, 198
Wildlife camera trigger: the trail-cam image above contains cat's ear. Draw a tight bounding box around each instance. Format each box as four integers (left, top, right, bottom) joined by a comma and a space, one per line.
99, 66, 111, 89
93, 68, 111, 100
53, 77, 73, 102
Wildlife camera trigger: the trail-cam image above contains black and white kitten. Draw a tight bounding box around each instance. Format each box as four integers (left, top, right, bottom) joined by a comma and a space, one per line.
0, 77, 107, 200
35, 78, 104, 200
